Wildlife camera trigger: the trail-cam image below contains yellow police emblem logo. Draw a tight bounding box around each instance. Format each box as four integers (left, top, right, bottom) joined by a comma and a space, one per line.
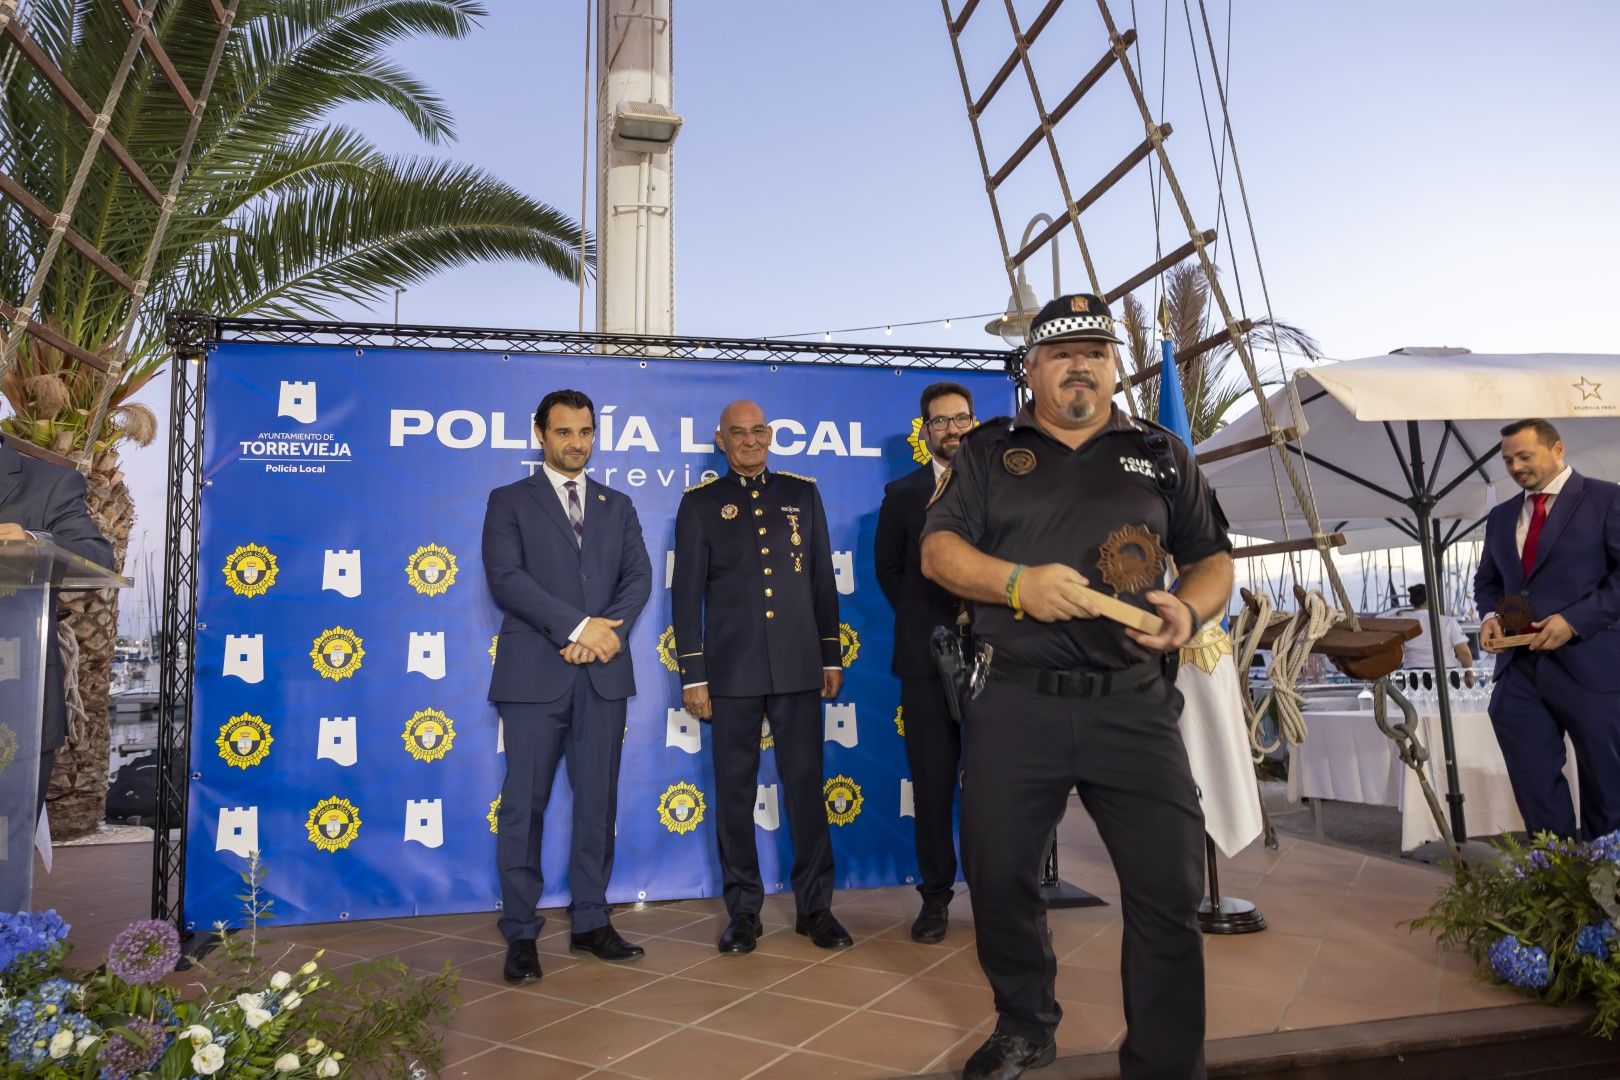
721, 503, 738, 520
760, 718, 774, 751
824, 775, 864, 826
0, 724, 17, 773
894, 705, 904, 737
305, 796, 362, 852
402, 707, 456, 762
487, 795, 500, 834
405, 544, 458, 596
223, 543, 278, 598
1070, 295, 1091, 313
489, 633, 499, 664
310, 626, 364, 681
658, 781, 707, 835
907, 417, 932, 465
215, 712, 272, 769
656, 625, 680, 673
839, 622, 860, 667
1003, 448, 1037, 476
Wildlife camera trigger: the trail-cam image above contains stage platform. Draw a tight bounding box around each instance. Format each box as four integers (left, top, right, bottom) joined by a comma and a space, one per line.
32, 799, 1610, 1079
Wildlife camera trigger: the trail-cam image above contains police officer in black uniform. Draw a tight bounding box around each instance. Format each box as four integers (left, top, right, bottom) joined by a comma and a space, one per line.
874, 380, 976, 943
922, 295, 1233, 1080
672, 399, 854, 955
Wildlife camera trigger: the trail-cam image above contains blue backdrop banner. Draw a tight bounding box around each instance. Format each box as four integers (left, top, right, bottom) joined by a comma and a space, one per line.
186, 343, 1013, 929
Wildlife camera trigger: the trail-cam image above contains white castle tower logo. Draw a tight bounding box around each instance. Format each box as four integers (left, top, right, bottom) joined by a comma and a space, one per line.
317, 716, 357, 767
404, 799, 444, 849
754, 784, 780, 831
222, 634, 264, 684
831, 550, 856, 595
665, 708, 701, 754
216, 806, 259, 859
824, 703, 858, 748
322, 549, 362, 597
277, 380, 317, 424
406, 632, 446, 680
0, 637, 19, 683
900, 778, 915, 818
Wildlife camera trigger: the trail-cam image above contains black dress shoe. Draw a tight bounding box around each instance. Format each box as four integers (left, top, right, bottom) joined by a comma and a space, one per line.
911, 898, 949, 944
718, 913, 763, 954
503, 939, 541, 984
963, 1030, 1057, 1080
569, 924, 645, 962
794, 909, 853, 949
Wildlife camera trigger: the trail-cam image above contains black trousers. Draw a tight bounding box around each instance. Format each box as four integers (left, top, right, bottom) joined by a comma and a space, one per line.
962, 674, 1206, 1080
901, 675, 961, 901
494, 671, 627, 943
711, 690, 834, 917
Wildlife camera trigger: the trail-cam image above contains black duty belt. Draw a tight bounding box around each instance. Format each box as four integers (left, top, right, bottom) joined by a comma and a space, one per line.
989, 655, 1165, 698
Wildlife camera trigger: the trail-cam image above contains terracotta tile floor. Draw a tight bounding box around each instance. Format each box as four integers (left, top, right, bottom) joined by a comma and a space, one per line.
30, 799, 1527, 1078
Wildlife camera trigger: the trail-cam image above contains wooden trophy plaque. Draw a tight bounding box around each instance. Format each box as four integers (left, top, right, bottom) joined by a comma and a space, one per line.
1495, 594, 1538, 648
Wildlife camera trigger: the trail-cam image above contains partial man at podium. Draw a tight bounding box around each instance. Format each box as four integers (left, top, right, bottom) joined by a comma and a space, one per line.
0, 432, 113, 817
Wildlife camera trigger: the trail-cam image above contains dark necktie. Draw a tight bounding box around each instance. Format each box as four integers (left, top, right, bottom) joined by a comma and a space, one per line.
1521, 492, 1549, 577
564, 480, 584, 546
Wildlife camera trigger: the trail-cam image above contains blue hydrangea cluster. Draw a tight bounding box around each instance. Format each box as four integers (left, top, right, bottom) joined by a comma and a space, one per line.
0, 910, 70, 974
1575, 921, 1617, 961
4, 979, 98, 1071
1585, 832, 1620, 863
1489, 935, 1552, 989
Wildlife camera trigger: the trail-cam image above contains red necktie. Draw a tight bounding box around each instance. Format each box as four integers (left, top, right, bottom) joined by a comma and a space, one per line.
1521, 492, 1549, 577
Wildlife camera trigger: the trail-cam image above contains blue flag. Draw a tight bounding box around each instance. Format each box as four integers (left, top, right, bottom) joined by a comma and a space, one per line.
1156, 337, 1193, 446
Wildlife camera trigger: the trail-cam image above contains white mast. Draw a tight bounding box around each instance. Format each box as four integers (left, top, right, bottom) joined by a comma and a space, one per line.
596, 0, 681, 337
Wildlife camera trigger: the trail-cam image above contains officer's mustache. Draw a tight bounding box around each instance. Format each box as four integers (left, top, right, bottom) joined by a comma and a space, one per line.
1061, 374, 1098, 389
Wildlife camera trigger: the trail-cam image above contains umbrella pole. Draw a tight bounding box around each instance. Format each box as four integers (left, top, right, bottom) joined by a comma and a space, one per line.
1409, 422, 1468, 842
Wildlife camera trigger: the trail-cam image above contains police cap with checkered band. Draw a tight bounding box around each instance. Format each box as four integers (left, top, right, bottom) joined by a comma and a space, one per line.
1026, 292, 1123, 347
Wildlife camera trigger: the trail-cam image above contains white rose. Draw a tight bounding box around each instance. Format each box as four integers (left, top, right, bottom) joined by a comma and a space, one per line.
281, 991, 303, 1010
236, 992, 265, 1012
48, 1029, 74, 1059
274, 1053, 300, 1072
244, 1006, 273, 1030
316, 1055, 340, 1078
193, 1042, 227, 1075
306, 1037, 326, 1055
180, 1025, 213, 1045
270, 971, 292, 990
74, 1034, 96, 1055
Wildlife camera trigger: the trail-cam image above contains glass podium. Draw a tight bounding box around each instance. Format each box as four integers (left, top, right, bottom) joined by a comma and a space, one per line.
0, 540, 131, 911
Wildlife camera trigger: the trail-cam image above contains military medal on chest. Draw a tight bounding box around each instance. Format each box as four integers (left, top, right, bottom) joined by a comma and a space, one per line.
785, 512, 802, 547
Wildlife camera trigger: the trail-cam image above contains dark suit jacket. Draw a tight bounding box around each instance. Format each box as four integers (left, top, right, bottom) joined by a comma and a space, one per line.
875, 464, 960, 678
482, 469, 652, 703
0, 435, 114, 751
672, 468, 841, 697
1474, 470, 1620, 690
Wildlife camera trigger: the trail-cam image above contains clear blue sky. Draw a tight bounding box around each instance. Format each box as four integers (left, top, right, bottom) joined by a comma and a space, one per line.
117, 0, 1620, 628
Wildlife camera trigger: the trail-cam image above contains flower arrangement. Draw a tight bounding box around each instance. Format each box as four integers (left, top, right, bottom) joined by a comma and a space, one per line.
0, 856, 457, 1076
1414, 830, 1620, 1034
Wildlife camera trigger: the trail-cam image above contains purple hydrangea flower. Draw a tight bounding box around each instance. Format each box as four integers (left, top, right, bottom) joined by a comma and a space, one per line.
1488, 935, 1551, 989
107, 920, 181, 985
97, 1016, 166, 1079
1576, 922, 1616, 961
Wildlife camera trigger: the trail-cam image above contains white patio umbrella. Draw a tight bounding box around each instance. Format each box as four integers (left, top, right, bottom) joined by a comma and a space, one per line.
1193, 349, 1620, 842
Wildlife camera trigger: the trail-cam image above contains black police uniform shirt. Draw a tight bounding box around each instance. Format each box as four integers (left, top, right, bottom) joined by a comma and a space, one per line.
922, 402, 1231, 671
671, 467, 843, 697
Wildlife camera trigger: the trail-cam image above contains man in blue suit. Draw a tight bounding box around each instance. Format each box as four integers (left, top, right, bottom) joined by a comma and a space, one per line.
1475, 418, 1620, 838
483, 389, 652, 983
0, 432, 113, 819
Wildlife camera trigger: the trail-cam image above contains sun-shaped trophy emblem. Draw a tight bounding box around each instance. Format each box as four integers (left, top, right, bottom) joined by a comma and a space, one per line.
1097, 523, 1168, 596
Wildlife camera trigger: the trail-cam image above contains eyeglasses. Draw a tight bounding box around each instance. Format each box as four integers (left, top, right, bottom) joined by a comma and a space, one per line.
924, 413, 976, 432
726, 425, 770, 439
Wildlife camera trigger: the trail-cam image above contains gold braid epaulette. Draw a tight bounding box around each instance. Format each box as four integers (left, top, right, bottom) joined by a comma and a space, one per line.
775, 470, 816, 483
683, 476, 720, 494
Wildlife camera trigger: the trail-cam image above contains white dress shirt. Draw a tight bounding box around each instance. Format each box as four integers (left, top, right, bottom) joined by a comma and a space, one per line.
1514, 465, 1572, 556
541, 462, 590, 643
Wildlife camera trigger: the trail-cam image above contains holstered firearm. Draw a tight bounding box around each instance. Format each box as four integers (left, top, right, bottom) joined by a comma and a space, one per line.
931, 624, 992, 722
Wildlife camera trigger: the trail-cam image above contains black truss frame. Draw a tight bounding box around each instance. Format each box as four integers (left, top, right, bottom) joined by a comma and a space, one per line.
151, 312, 1014, 928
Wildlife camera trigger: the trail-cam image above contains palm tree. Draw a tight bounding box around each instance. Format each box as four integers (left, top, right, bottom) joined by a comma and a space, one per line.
1, 0, 589, 836
1120, 263, 1319, 444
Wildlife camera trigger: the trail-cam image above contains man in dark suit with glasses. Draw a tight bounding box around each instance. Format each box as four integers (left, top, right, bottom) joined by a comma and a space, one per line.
875, 381, 975, 943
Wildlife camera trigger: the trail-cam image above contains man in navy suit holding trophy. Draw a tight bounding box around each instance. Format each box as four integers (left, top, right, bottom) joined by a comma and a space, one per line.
1476, 418, 1620, 839
483, 389, 652, 983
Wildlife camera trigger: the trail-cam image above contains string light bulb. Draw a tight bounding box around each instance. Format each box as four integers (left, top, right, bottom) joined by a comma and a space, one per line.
824, 331, 831, 341
884, 326, 892, 336
943, 319, 952, 329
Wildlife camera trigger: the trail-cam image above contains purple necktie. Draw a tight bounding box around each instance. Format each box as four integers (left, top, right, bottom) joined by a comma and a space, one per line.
564, 480, 584, 546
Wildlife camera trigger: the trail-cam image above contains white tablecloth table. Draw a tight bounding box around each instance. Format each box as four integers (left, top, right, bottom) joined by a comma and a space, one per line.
1287, 706, 1578, 850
